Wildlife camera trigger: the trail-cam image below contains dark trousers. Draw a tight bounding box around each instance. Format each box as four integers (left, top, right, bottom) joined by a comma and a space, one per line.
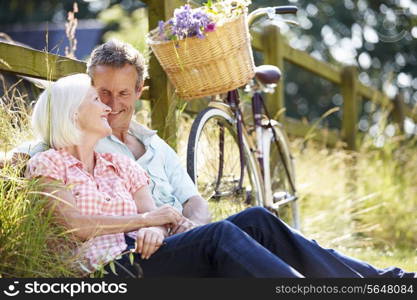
103, 207, 415, 278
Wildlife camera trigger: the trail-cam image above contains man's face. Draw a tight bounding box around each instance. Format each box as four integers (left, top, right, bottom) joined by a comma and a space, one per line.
92, 64, 142, 131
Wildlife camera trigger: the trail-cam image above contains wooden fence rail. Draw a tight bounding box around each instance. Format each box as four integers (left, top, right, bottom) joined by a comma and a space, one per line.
0, 42, 86, 80
251, 24, 416, 150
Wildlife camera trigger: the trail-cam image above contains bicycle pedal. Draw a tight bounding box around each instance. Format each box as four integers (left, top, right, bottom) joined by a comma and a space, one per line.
273, 191, 290, 200
272, 192, 297, 208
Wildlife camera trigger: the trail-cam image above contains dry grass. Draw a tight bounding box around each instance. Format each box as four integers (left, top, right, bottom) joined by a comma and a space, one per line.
0, 79, 81, 277
292, 137, 417, 271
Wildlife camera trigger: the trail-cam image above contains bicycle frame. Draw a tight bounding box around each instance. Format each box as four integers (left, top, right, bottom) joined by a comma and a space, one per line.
205, 90, 269, 208
205, 96, 266, 202
204, 86, 297, 210
187, 6, 297, 209
251, 91, 274, 208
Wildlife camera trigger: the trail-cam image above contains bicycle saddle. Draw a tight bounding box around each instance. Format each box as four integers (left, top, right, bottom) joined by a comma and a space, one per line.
254, 65, 281, 84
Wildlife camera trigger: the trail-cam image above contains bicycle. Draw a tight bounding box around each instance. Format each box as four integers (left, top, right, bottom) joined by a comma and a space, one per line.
186, 5, 301, 229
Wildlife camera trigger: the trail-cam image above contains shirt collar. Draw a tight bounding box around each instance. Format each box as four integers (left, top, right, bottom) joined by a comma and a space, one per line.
58, 149, 82, 167
105, 121, 157, 146
128, 120, 157, 144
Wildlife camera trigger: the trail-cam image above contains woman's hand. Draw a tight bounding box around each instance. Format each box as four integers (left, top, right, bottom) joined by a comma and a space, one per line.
136, 226, 166, 260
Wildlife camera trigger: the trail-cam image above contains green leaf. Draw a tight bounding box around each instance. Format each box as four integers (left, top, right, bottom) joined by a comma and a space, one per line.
96, 265, 104, 278
207, 0, 213, 8
208, 8, 218, 15
129, 252, 134, 265
109, 261, 118, 275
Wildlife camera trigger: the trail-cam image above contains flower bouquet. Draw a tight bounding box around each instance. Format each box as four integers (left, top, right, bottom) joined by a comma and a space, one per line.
147, 0, 255, 100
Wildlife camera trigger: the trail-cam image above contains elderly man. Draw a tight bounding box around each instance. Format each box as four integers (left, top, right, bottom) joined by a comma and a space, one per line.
11, 40, 415, 278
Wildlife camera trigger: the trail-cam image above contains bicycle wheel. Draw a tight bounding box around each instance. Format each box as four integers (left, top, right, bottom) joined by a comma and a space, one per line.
263, 123, 300, 229
187, 107, 264, 221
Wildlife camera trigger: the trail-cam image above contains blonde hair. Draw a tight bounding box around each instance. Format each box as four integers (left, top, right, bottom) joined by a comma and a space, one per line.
32, 73, 92, 149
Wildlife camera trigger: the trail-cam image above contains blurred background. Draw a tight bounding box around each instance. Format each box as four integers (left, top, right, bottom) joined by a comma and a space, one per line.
0, 0, 416, 277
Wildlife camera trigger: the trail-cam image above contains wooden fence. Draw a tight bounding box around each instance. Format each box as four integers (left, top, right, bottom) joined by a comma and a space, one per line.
1, 0, 416, 151
143, 0, 417, 150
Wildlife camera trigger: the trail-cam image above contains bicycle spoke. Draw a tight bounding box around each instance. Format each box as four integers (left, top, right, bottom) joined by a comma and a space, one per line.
187, 107, 262, 221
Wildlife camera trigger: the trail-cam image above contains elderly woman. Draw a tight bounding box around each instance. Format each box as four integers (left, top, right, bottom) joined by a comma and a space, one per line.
26, 74, 183, 274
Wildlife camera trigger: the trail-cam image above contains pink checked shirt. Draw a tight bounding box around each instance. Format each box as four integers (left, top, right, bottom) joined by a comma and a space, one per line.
26, 149, 149, 271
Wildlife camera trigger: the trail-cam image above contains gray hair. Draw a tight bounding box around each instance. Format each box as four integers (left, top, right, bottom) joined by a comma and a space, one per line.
32, 74, 91, 149
87, 39, 148, 90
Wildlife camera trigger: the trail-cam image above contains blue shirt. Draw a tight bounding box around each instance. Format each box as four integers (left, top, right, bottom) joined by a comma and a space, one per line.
14, 121, 199, 213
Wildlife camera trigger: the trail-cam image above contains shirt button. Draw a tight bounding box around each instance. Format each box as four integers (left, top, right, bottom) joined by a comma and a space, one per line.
105, 197, 111, 202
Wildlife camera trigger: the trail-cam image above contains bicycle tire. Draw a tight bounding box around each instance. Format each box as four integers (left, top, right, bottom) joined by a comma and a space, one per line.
263, 123, 300, 229
187, 107, 264, 221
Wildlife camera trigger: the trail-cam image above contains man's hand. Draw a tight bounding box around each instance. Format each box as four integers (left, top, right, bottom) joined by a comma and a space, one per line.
182, 195, 211, 226
136, 227, 165, 260
142, 204, 183, 229
170, 217, 199, 235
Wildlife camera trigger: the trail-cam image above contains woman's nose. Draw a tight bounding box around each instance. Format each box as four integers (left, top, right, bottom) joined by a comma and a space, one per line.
103, 104, 111, 113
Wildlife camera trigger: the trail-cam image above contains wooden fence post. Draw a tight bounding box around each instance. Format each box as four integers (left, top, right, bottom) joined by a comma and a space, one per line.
341, 66, 358, 150
144, 0, 185, 150
262, 24, 285, 122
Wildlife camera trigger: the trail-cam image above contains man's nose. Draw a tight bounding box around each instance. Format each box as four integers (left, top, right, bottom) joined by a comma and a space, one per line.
101, 94, 114, 107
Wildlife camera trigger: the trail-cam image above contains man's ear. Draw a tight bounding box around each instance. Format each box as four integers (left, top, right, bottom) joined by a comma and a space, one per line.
135, 82, 144, 100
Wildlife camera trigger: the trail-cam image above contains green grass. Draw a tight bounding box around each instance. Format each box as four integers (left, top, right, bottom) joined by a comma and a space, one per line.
0, 164, 81, 277
0, 82, 80, 277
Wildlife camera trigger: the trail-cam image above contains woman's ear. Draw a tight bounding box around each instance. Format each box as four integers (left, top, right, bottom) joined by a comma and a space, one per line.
72, 112, 79, 123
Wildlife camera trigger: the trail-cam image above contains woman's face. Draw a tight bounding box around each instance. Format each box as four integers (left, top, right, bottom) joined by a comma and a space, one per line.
76, 87, 112, 138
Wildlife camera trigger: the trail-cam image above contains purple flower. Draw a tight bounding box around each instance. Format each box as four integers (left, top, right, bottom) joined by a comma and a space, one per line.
158, 20, 165, 38
166, 4, 213, 40
196, 28, 205, 39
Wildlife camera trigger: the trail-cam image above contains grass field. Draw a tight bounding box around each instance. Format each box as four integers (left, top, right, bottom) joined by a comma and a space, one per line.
288, 137, 416, 271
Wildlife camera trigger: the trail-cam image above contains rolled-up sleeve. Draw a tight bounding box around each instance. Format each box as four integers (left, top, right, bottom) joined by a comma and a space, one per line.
26, 151, 64, 182
162, 140, 200, 204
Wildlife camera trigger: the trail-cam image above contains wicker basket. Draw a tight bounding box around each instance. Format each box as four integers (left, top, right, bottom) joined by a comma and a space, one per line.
147, 14, 255, 100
